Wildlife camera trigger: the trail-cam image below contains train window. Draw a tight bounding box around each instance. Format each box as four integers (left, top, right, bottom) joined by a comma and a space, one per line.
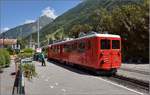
78, 41, 85, 52
61, 45, 64, 52
112, 40, 120, 49
54, 46, 56, 52
57, 46, 59, 53
72, 42, 77, 51
101, 39, 110, 49
64, 44, 69, 52
55, 46, 57, 52
67, 44, 72, 52
87, 41, 91, 49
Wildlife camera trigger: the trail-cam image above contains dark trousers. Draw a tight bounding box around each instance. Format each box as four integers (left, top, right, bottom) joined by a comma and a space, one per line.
42, 58, 46, 66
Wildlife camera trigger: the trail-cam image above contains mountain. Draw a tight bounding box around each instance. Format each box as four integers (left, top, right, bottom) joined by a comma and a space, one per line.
31, 0, 143, 41
0, 15, 53, 39
29, 0, 147, 62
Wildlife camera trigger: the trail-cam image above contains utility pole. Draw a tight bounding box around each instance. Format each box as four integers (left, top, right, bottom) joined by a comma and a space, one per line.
20, 27, 22, 49
2, 32, 5, 48
37, 18, 40, 48
20, 27, 22, 40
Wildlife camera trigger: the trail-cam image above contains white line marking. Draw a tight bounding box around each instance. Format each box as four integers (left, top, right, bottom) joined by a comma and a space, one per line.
94, 77, 144, 95
49, 85, 54, 88
55, 82, 58, 86
61, 89, 66, 92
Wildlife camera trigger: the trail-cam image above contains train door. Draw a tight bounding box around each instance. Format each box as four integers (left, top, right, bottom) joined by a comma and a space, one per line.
111, 39, 121, 68
100, 38, 111, 69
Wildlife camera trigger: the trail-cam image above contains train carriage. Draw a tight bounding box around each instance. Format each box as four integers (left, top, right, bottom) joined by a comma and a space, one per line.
48, 33, 121, 75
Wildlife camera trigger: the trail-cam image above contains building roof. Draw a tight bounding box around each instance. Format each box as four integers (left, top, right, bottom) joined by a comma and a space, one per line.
0, 39, 17, 45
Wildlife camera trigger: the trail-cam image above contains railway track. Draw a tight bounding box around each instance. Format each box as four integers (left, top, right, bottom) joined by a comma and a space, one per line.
119, 68, 149, 75
106, 74, 149, 93
93, 70, 149, 94
50, 60, 149, 93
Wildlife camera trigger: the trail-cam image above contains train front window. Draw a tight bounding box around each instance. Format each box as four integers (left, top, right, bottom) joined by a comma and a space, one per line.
101, 39, 110, 49
112, 40, 120, 49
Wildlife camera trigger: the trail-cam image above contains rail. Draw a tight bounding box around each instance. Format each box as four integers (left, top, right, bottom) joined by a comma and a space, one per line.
49, 60, 149, 93
112, 74, 149, 91
119, 68, 149, 75
12, 65, 25, 95
12, 57, 33, 95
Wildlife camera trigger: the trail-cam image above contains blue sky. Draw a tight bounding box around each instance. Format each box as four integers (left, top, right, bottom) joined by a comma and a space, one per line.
0, 0, 82, 32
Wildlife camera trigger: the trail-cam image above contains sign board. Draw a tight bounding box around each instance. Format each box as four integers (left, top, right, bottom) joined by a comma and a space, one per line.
36, 48, 41, 53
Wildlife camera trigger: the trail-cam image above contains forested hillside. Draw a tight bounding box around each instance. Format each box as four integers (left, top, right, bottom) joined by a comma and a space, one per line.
26, 0, 149, 62
0, 15, 53, 39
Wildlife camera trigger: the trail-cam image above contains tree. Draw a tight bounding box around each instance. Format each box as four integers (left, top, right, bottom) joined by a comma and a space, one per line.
70, 24, 92, 38
88, 8, 112, 32
54, 27, 65, 40
111, 3, 149, 61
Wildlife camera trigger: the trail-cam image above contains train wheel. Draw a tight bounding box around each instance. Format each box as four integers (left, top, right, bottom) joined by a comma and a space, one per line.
95, 70, 107, 76
110, 68, 117, 75
95, 69, 117, 76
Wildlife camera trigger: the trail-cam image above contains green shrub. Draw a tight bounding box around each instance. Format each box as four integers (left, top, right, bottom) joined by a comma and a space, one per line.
18, 48, 34, 58
0, 49, 10, 67
22, 48, 34, 54
7, 47, 14, 55
0, 54, 6, 68
18, 53, 33, 58
3, 49, 10, 67
22, 63, 37, 80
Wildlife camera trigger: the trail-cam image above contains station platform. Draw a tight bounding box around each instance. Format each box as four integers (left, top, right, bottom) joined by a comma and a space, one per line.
0, 60, 16, 95
1, 59, 149, 95
25, 61, 147, 95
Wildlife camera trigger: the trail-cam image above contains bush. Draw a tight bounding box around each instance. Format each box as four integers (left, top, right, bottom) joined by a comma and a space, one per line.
18, 48, 34, 58
0, 49, 10, 68
21, 63, 37, 80
22, 48, 34, 54
0, 54, 5, 70
3, 49, 10, 67
18, 53, 33, 58
7, 47, 14, 55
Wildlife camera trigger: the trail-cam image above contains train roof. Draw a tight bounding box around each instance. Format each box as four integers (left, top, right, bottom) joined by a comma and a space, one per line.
49, 34, 120, 46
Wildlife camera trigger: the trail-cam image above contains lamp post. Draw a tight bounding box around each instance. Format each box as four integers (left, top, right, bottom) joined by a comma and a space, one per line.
2, 32, 5, 48
37, 18, 40, 48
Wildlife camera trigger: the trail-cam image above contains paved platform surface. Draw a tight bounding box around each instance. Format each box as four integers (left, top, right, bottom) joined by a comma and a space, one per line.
25, 61, 145, 95
0, 60, 148, 95
118, 64, 150, 82
0, 60, 16, 95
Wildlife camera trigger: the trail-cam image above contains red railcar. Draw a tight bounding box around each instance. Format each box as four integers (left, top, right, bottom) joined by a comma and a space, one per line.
48, 33, 121, 75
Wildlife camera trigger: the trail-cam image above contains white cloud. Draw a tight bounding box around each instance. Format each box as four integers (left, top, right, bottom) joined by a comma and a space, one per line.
3, 27, 9, 31
0, 27, 9, 33
24, 19, 35, 24
2, 27, 9, 32
41, 7, 57, 19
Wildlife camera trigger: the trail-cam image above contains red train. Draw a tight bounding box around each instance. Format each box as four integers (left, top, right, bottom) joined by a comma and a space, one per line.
47, 33, 121, 75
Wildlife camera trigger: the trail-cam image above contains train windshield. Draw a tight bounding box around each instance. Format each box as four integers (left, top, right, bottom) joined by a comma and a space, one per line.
112, 40, 120, 49
101, 39, 110, 49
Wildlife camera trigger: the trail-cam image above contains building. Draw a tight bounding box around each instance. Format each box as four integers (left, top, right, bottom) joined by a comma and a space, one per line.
0, 39, 17, 48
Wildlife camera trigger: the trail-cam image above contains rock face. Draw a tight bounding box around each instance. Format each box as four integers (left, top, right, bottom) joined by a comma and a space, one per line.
0, 15, 53, 39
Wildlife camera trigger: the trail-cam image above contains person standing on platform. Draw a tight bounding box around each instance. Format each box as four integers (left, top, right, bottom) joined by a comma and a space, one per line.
39, 52, 46, 66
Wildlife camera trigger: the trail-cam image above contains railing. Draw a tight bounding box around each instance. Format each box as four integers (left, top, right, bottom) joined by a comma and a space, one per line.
12, 57, 33, 95
12, 65, 25, 95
